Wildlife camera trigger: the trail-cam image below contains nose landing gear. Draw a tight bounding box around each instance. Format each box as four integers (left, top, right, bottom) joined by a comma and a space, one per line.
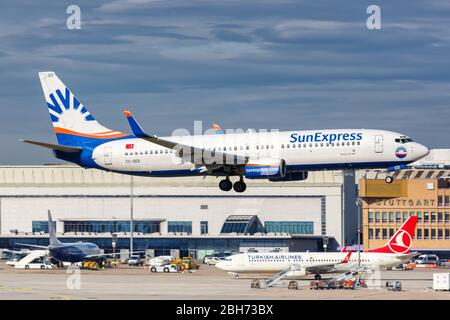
385, 176, 394, 184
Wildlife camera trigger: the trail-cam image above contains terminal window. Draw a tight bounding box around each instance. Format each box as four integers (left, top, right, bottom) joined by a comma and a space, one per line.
417, 212, 422, 222
431, 212, 436, 223
368, 212, 374, 223
368, 228, 374, 239
32, 221, 56, 233
382, 212, 387, 223
264, 221, 314, 235
63, 220, 160, 234
389, 212, 394, 223
168, 221, 192, 234
446, 229, 449, 240
417, 229, 422, 240
375, 212, 380, 223
200, 221, 208, 235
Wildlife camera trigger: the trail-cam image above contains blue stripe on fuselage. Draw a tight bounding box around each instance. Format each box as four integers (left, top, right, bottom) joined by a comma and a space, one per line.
107, 160, 412, 178
56, 133, 135, 148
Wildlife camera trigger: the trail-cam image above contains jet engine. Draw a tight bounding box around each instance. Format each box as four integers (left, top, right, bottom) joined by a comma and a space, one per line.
269, 171, 308, 182
244, 158, 286, 179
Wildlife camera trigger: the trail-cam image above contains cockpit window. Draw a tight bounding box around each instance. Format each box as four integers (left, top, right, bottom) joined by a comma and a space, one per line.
395, 136, 413, 144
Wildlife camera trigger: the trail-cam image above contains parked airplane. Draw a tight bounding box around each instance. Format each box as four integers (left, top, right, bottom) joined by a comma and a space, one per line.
215, 216, 419, 280
23, 72, 429, 192
16, 211, 137, 264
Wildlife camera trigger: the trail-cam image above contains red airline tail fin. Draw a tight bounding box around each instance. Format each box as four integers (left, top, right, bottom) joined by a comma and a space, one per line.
368, 216, 418, 254
341, 250, 352, 263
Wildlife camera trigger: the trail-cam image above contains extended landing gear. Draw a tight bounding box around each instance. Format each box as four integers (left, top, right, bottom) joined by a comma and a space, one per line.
219, 177, 247, 193
233, 179, 247, 193
385, 176, 394, 184
219, 179, 233, 191
314, 274, 322, 280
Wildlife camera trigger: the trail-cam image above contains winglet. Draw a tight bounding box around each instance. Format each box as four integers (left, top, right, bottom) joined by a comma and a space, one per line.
342, 250, 353, 264
123, 109, 147, 137
211, 123, 224, 135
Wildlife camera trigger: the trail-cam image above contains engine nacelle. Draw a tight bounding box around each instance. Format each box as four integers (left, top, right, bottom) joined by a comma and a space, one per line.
244, 158, 286, 179
269, 171, 308, 182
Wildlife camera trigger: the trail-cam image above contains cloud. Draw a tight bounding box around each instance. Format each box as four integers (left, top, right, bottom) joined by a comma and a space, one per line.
0, 0, 449, 164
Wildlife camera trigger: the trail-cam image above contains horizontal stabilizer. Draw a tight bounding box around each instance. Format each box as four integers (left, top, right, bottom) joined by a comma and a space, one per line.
20, 140, 82, 153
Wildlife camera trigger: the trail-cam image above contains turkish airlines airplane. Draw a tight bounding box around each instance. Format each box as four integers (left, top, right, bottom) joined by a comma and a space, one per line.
23, 72, 429, 192
215, 216, 418, 280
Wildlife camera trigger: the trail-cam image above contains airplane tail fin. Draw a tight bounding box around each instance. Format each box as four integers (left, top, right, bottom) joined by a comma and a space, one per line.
369, 216, 418, 254
38, 72, 128, 147
47, 210, 61, 247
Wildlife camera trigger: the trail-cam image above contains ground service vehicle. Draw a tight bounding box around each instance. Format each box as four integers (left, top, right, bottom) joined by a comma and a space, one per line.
149, 264, 180, 273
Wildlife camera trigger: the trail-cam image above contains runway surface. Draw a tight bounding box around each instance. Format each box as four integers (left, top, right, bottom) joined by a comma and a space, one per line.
0, 262, 449, 300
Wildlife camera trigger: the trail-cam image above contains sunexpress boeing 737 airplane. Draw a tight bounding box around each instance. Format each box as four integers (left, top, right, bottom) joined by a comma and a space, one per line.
22, 72, 430, 192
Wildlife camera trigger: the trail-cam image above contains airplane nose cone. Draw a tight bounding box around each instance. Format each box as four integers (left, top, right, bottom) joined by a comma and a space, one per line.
416, 143, 430, 159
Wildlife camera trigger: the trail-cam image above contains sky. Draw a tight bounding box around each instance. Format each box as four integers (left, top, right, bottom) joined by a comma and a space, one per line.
0, 0, 449, 164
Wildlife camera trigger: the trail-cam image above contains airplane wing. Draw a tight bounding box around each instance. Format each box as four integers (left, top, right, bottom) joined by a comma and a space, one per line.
15, 243, 49, 249
123, 110, 248, 173
20, 140, 82, 153
305, 250, 354, 274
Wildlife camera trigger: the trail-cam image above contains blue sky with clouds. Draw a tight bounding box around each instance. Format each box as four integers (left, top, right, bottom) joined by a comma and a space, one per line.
0, 0, 449, 164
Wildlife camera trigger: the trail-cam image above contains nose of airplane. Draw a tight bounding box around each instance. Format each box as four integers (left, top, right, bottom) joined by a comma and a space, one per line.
215, 261, 225, 270
415, 143, 430, 160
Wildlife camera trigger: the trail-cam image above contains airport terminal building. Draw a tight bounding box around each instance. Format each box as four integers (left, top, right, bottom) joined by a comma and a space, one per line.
0, 165, 358, 259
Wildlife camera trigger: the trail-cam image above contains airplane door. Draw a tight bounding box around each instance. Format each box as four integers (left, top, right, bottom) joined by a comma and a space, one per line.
104, 147, 112, 165
374, 135, 383, 153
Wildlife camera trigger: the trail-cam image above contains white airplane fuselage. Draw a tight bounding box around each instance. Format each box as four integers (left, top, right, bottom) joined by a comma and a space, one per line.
90, 129, 429, 176
215, 252, 408, 275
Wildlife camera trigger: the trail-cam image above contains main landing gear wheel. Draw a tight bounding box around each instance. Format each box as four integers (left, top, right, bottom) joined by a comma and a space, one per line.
385, 176, 394, 184
219, 179, 233, 191
314, 274, 322, 280
233, 180, 247, 193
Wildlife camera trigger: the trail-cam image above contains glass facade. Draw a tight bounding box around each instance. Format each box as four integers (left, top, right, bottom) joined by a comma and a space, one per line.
167, 221, 192, 234
265, 221, 314, 235
32, 221, 56, 233
64, 220, 160, 234
220, 215, 265, 235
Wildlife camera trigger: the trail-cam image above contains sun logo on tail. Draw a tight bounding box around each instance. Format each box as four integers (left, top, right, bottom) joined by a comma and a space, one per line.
47, 88, 95, 123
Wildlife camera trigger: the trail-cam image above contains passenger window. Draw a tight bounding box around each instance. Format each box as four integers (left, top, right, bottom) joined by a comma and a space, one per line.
281, 144, 284, 148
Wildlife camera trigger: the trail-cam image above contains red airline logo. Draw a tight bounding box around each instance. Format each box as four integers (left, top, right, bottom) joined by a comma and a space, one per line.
126, 144, 134, 149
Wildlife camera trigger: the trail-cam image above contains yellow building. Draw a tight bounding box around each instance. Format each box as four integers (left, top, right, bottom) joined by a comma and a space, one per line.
359, 178, 450, 255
